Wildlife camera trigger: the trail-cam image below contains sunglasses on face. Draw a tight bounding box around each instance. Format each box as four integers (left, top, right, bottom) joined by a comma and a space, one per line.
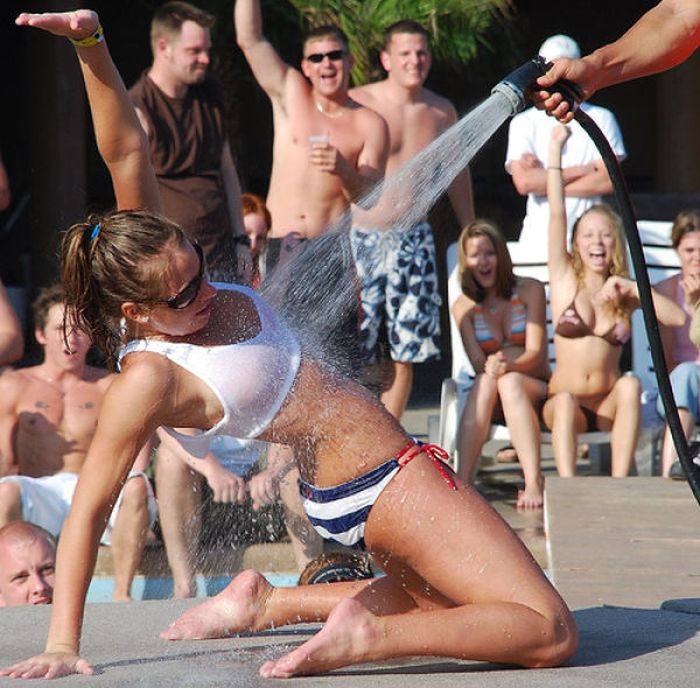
304, 49, 346, 63
157, 243, 206, 310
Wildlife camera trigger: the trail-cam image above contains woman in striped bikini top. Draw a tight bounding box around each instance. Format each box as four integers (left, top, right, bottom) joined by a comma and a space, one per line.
451, 220, 550, 511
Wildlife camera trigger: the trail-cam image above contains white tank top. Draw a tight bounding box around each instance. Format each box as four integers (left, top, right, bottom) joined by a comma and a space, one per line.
119, 284, 301, 458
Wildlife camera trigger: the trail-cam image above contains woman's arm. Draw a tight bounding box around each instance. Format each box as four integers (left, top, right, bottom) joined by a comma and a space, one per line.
504, 279, 549, 375
451, 294, 487, 374
597, 275, 686, 327
547, 126, 573, 282
16, 11, 160, 212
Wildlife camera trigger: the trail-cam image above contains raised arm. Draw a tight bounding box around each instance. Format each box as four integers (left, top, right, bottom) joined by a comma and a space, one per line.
234, 0, 293, 102
547, 125, 572, 279
535, 0, 700, 121
0, 152, 11, 211
16, 11, 160, 212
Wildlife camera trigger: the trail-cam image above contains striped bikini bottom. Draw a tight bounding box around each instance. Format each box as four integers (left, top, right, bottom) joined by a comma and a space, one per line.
298, 441, 457, 550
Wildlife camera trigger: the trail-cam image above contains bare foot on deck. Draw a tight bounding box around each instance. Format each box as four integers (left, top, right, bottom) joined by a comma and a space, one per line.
161, 569, 272, 640
516, 478, 544, 510
259, 597, 381, 678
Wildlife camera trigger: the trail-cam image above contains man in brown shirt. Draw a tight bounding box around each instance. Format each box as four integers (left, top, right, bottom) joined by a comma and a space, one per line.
130, 1, 250, 282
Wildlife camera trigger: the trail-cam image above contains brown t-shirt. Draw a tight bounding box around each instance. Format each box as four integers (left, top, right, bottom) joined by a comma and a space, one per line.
129, 73, 237, 278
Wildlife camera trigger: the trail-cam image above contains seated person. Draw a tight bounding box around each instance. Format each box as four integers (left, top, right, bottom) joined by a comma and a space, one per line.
654, 209, 700, 476
451, 220, 549, 508
0, 285, 156, 601
543, 125, 684, 476
0, 276, 23, 368
0, 521, 55, 607
241, 192, 271, 289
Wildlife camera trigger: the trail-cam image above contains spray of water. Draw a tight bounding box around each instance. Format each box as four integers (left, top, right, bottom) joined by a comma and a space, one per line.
261, 93, 515, 375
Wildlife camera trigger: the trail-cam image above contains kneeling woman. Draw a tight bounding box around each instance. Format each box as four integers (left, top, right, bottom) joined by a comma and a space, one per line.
2, 11, 578, 680
544, 125, 684, 477
452, 221, 549, 508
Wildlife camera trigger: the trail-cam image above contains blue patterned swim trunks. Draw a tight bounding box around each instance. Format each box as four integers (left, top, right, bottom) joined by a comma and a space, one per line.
350, 221, 441, 364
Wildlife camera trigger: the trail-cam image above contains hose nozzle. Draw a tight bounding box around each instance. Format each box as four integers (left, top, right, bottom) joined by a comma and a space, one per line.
492, 56, 582, 115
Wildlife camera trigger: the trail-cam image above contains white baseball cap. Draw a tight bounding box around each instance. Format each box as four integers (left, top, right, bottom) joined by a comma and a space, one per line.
538, 34, 581, 61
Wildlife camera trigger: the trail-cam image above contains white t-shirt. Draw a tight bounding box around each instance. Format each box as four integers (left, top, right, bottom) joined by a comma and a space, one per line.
505, 103, 626, 246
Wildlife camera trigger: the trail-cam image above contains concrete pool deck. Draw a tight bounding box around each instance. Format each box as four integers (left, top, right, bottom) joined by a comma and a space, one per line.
1, 472, 699, 686
1, 403, 699, 686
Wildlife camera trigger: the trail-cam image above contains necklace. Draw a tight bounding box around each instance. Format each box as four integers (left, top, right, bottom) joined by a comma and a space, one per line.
315, 100, 345, 119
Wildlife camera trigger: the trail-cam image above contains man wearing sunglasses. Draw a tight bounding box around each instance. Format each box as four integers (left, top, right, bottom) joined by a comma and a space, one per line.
130, 1, 251, 284
349, 21, 475, 420
234, 0, 389, 273
0, 285, 157, 602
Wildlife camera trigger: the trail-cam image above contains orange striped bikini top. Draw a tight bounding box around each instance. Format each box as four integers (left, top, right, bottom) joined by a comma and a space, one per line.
473, 294, 527, 355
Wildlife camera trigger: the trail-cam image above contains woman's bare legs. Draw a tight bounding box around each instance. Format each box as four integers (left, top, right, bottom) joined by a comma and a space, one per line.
660, 408, 695, 476
498, 373, 547, 508
543, 392, 587, 477
258, 455, 577, 677
457, 374, 498, 481
596, 375, 641, 477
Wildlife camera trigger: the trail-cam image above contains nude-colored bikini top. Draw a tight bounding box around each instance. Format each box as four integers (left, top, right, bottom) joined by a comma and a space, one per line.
119, 283, 301, 458
554, 297, 630, 346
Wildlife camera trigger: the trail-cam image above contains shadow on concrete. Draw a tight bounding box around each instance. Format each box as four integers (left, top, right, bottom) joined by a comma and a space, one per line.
571, 606, 700, 666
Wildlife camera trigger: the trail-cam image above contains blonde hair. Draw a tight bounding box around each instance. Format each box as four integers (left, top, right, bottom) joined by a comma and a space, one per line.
457, 220, 515, 302
570, 203, 631, 317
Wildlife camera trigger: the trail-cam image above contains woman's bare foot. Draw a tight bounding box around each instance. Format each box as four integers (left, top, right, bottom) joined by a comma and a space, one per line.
161, 570, 272, 640
516, 477, 544, 510
259, 597, 381, 678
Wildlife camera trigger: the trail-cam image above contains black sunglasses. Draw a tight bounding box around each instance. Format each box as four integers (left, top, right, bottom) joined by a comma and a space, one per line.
305, 49, 346, 63
156, 243, 206, 310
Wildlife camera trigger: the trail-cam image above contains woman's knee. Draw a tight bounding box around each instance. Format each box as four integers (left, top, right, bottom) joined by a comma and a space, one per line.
615, 374, 641, 402
531, 610, 579, 668
496, 371, 526, 396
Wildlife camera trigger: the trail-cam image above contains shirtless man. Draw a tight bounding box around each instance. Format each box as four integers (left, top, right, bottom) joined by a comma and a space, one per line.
350, 20, 475, 418
0, 285, 156, 601
0, 522, 55, 607
234, 0, 388, 269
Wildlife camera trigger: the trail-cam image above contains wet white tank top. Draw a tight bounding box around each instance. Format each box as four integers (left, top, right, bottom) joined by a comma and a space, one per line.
119, 284, 301, 458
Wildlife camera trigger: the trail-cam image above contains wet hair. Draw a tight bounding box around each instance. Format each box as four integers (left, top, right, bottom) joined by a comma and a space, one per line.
60, 209, 188, 368
0, 522, 56, 553
32, 284, 65, 334
303, 25, 349, 53
241, 192, 271, 230
383, 20, 430, 49
457, 219, 516, 302
150, 0, 215, 51
670, 209, 700, 248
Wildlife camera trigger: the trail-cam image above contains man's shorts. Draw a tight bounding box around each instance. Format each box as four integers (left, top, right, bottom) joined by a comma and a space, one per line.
0, 471, 157, 546
657, 361, 699, 422
351, 221, 441, 364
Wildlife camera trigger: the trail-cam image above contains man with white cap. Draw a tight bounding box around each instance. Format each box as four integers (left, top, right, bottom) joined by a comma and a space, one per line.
505, 34, 626, 247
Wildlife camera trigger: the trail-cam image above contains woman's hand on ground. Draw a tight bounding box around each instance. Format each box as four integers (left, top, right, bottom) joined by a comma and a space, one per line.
0, 651, 94, 680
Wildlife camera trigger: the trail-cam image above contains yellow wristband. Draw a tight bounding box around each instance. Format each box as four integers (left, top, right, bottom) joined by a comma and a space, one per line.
69, 24, 104, 48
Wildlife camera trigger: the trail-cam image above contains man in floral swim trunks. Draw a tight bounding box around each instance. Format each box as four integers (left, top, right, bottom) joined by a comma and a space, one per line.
351, 20, 475, 418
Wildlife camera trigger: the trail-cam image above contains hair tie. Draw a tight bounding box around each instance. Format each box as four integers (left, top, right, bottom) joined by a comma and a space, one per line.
89, 223, 101, 242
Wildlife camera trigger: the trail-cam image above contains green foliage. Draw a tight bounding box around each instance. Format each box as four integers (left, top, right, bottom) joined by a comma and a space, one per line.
282, 0, 514, 84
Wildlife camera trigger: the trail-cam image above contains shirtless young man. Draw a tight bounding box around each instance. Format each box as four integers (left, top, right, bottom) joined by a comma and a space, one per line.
0, 286, 156, 601
234, 0, 388, 269
350, 21, 475, 418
